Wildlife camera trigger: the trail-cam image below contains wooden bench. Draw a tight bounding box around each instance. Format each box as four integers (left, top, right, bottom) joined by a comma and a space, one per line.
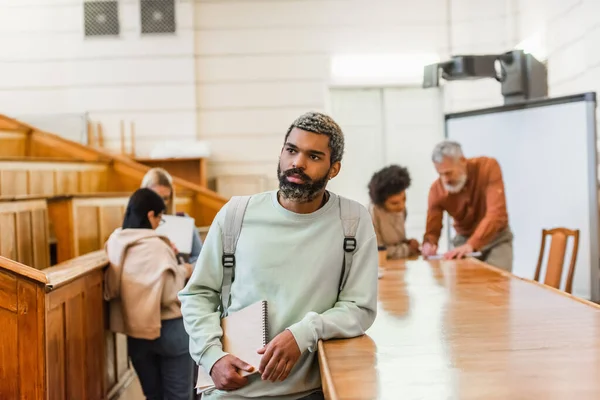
0, 191, 199, 269
0, 117, 226, 227
0, 251, 132, 399
0, 130, 27, 157
0, 199, 50, 269
134, 156, 208, 188
48, 193, 196, 263
0, 159, 109, 198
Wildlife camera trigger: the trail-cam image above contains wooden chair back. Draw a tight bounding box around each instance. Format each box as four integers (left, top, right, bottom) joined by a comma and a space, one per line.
534, 228, 579, 293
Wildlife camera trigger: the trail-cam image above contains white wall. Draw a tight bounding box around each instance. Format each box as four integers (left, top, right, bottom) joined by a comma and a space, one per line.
0, 0, 198, 156
0, 0, 520, 182
517, 0, 600, 111
194, 0, 519, 183
517, 0, 597, 96
444, 0, 520, 112
328, 86, 449, 250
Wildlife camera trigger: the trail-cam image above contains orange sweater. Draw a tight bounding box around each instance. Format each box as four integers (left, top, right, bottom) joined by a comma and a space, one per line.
423, 157, 509, 250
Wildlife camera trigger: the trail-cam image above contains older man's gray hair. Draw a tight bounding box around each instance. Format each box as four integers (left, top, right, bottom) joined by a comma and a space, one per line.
431, 140, 464, 163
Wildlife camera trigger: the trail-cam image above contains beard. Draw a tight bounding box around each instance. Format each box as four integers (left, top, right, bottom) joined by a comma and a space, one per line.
277, 164, 329, 203
443, 173, 467, 194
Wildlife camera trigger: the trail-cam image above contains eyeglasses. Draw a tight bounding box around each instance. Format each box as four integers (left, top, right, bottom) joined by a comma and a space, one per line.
159, 217, 166, 225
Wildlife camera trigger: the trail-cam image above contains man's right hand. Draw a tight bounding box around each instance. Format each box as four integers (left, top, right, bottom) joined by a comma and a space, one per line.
421, 242, 438, 257
210, 354, 254, 391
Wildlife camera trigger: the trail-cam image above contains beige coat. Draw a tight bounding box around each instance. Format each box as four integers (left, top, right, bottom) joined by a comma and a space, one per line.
369, 204, 411, 259
104, 228, 188, 340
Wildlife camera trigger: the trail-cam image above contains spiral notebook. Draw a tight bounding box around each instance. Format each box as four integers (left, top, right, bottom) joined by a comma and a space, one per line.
196, 300, 269, 393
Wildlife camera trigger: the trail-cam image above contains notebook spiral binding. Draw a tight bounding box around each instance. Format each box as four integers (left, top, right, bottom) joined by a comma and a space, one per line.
261, 301, 269, 346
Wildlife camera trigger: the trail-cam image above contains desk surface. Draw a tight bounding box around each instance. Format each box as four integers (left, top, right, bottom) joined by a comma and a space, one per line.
318, 259, 600, 400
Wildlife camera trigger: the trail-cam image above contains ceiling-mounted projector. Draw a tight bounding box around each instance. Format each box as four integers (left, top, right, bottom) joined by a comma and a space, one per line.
423, 50, 548, 104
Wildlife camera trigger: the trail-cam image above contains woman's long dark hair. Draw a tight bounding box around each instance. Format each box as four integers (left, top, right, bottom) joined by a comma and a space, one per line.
122, 188, 167, 229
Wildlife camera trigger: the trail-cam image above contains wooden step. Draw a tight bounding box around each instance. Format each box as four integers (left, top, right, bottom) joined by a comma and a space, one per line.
0, 160, 109, 197
0, 129, 27, 157
0, 156, 91, 163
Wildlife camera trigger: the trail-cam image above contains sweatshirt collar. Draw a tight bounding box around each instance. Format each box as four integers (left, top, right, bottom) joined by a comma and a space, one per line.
270, 190, 337, 220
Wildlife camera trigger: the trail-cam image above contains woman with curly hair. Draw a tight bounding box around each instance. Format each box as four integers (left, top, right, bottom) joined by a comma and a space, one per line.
368, 165, 420, 259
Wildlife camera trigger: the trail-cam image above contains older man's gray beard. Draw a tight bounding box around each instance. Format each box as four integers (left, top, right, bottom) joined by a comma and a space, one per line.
443, 174, 467, 194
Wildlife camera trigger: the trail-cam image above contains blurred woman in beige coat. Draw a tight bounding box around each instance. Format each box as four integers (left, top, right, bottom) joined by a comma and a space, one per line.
104, 188, 193, 400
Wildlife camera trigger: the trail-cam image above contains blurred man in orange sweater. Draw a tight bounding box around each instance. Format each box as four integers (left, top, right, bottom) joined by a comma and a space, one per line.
421, 140, 513, 271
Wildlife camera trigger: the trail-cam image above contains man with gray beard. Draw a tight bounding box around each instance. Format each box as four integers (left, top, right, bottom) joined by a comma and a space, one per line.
421, 140, 513, 272
179, 111, 378, 400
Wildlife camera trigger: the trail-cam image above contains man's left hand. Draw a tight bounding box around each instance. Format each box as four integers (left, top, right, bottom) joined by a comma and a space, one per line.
444, 243, 474, 260
257, 329, 301, 382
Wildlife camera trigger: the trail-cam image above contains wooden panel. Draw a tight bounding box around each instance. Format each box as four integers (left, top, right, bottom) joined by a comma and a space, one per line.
0, 307, 18, 399
44, 250, 108, 291
0, 213, 17, 260
0, 270, 17, 312
175, 196, 193, 217
99, 206, 124, 245
134, 157, 207, 187
48, 199, 75, 263
0, 161, 110, 197
35, 283, 46, 399
18, 279, 43, 399
116, 333, 129, 379
75, 206, 100, 255
16, 211, 33, 267
79, 169, 107, 193
65, 292, 86, 399
55, 170, 79, 195
45, 266, 107, 400
0, 170, 28, 197
47, 304, 66, 400
0, 131, 27, 157
28, 123, 224, 192
85, 278, 105, 399
31, 208, 49, 269
27, 126, 227, 227
1, 201, 48, 268
28, 170, 55, 196
320, 259, 600, 399
0, 140, 27, 157
105, 330, 117, 391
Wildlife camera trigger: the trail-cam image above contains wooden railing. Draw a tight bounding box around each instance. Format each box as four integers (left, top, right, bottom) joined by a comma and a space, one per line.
0, 159, 109, 198
0, 252, 133, 400
0, 113, 227, 226
48, 192, 195, 263
0, 256, 47, 399
0, 198, 50, 269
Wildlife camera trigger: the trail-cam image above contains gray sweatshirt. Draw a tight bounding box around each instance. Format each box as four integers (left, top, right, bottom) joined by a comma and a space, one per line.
178, 191, 378, 399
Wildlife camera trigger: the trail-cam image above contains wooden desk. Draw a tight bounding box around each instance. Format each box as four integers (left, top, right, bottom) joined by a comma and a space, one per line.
319, 259, 600, 399
134, 157, 207, 188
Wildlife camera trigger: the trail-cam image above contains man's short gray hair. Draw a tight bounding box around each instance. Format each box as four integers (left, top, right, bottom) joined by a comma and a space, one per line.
285, 111, 345, 164
432, 140, 464, 163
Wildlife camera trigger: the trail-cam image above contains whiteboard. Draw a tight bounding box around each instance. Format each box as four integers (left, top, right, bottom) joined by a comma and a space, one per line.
445, 93, 598, 300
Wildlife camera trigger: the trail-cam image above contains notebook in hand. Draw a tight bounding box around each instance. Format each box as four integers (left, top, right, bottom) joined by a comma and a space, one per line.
196, 300, 269, 392
155, 214, 195, 254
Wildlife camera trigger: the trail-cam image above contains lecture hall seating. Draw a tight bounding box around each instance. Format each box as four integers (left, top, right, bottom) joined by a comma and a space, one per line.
0, 113, 228, 399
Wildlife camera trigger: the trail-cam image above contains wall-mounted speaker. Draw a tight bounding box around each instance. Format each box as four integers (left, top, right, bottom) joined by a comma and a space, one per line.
84, 0, 120, 37
141, 0, 176, 34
